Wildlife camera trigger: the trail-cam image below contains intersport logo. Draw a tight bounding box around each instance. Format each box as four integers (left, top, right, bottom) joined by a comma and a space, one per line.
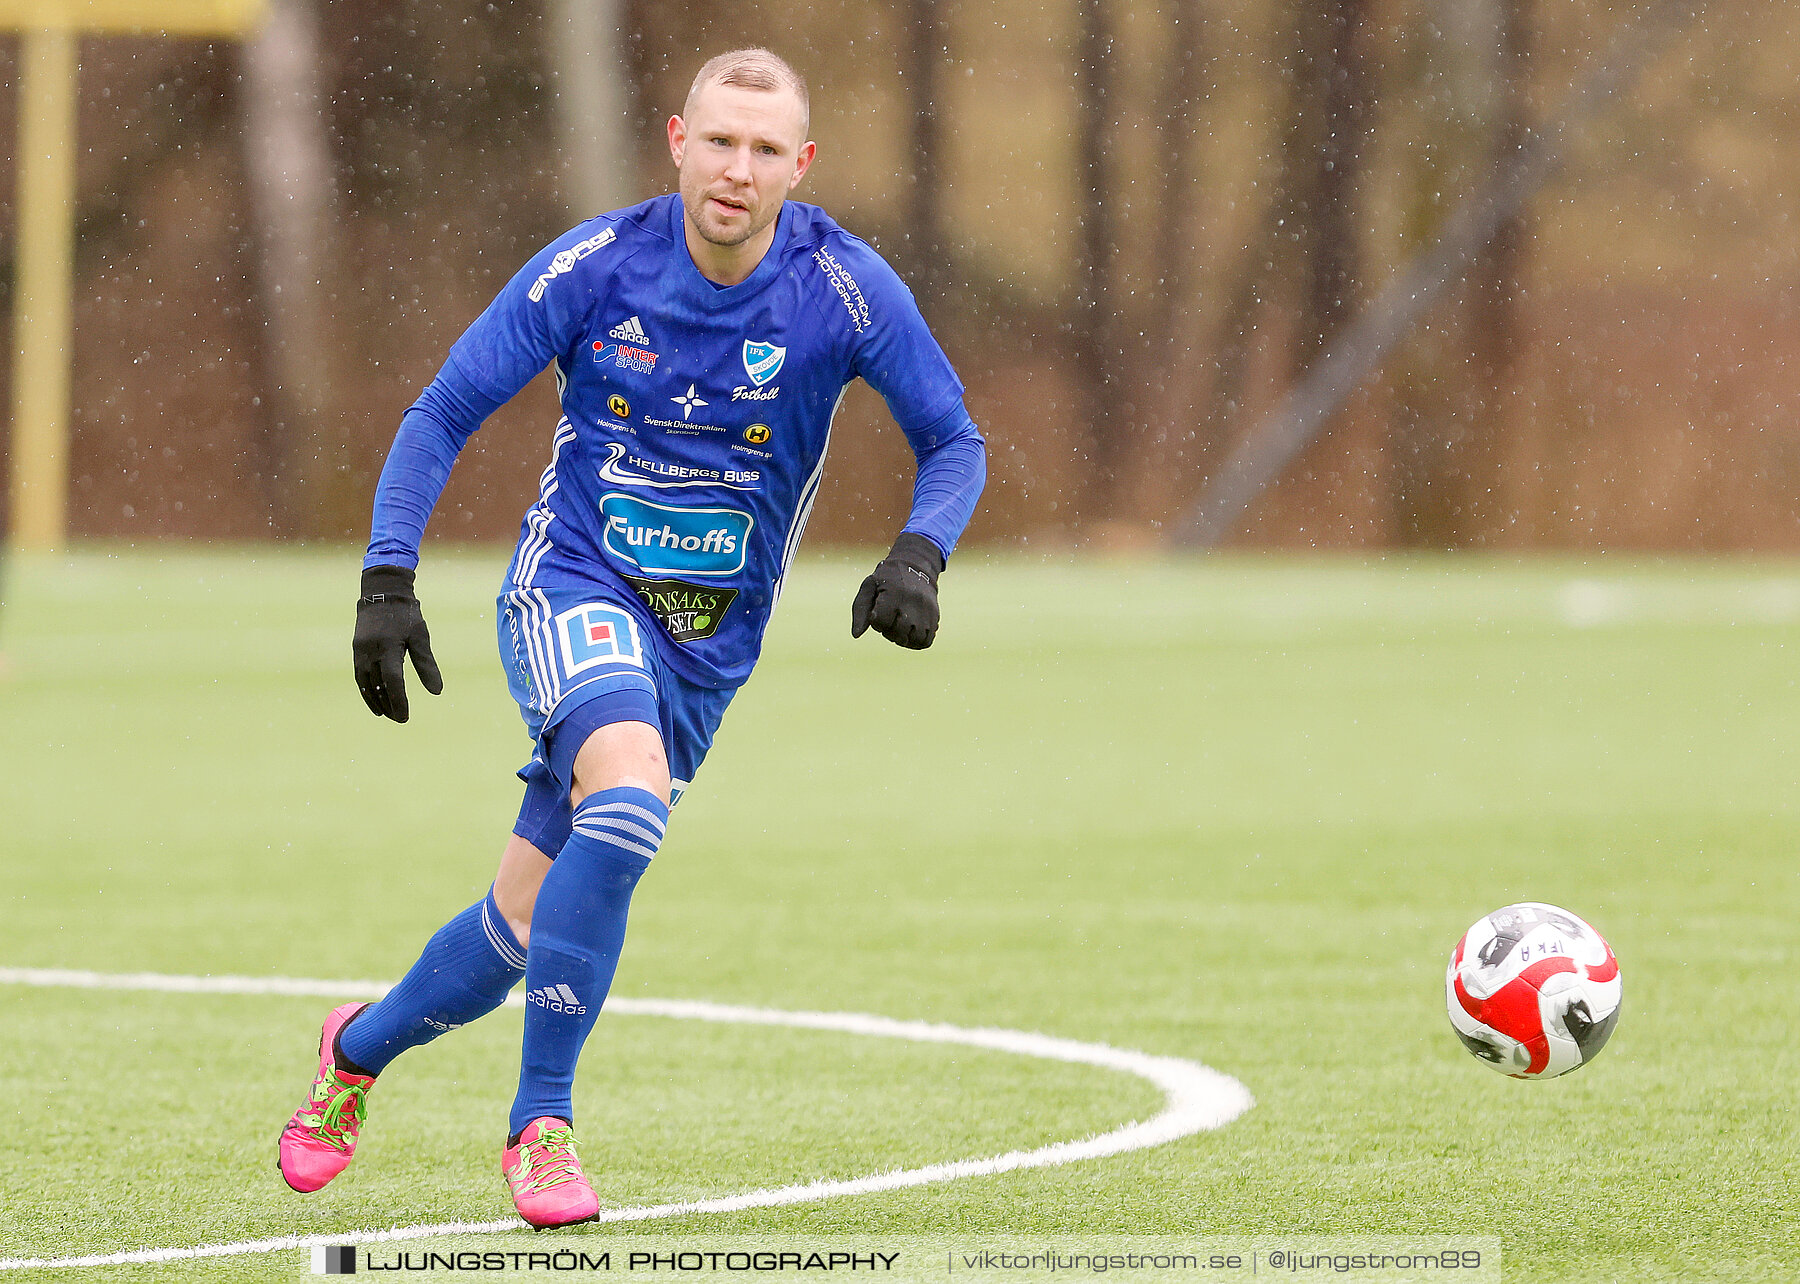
600, 493, 754, 578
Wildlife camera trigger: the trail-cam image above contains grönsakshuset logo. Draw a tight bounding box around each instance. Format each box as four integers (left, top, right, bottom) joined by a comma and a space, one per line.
619, 573, 739, 643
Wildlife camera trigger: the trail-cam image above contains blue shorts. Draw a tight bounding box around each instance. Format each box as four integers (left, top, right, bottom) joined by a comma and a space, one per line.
497, 583, 736, 856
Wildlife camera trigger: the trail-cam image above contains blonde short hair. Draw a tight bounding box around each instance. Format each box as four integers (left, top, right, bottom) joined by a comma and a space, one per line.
684, 48, 810, 140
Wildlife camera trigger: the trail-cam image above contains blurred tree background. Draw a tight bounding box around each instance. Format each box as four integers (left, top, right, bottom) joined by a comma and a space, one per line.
2, 0, 1796, 551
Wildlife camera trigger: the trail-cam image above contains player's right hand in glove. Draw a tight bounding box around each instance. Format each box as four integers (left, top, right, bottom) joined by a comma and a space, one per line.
851, 532, 945, 650
353, 564, 443, 722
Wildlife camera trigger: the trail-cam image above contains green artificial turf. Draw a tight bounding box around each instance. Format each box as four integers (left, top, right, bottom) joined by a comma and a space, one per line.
0, 547, 1795, 1281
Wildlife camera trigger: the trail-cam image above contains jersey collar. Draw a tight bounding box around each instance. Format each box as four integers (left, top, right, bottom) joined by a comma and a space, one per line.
667, 194, 793, 311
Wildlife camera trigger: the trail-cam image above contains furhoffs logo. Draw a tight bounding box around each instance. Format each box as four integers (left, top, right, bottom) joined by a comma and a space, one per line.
599, 493, 753, 578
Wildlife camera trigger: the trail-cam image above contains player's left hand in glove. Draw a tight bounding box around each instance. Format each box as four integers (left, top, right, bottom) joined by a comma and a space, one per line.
851, 532, 945, 650
353, 565, 443, 722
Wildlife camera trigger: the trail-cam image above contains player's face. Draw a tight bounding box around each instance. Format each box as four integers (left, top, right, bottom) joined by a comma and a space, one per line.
669, 83, 815, 253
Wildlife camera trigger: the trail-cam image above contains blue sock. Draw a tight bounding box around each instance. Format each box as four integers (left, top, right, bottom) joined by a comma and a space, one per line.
509, 786, 666, 1137
338, 886, 528, 1075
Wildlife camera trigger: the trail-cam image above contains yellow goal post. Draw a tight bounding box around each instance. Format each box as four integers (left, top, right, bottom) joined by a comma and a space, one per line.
4, 0, 266, 551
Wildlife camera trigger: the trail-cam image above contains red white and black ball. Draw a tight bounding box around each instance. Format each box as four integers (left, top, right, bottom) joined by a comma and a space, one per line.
1445, 902, 1621, 1079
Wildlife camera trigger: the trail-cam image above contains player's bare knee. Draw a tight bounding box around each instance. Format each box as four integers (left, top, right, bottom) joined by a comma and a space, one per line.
567, 720, 671, 809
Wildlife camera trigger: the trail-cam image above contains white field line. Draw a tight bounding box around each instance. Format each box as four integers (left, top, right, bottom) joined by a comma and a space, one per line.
1554, 577, 1800, 628
0, 968, 1254, 1272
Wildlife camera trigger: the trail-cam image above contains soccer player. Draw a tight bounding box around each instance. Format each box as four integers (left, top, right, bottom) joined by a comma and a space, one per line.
276, 49, 985, 1229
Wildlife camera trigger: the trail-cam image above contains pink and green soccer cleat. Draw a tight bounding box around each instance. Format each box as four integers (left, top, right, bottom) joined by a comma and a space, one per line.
503, 1118, 600, 1228
277, 1002, 375, 1193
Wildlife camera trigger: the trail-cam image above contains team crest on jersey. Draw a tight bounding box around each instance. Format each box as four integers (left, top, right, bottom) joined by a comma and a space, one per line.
742, 340, 786, 387
554, 603, 645, 678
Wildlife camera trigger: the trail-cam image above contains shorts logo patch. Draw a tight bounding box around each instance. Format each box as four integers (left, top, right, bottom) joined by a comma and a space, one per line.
742, 339, 786, 386
620, 573, 739, 643
554, 602, 645, 677
600, 492, 753, 578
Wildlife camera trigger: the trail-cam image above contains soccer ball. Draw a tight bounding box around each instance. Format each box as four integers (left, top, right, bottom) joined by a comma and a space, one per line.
1445, 902, 1621, 1079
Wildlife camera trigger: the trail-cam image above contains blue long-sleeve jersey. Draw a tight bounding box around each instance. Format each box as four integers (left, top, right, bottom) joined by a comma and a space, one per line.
366, 194, 986, 689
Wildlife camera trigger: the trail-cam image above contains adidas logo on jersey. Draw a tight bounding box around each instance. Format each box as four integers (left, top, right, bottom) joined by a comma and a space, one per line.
526, 983, 588, 1015
609, 315, 650, 343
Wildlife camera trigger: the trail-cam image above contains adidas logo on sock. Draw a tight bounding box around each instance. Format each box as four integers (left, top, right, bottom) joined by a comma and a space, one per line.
608, 315, 650, 343
526, 983, 588, 1015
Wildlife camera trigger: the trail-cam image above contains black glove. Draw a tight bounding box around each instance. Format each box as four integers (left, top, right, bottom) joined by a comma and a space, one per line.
352, 565, 442, 722
851, 532, 945, 650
